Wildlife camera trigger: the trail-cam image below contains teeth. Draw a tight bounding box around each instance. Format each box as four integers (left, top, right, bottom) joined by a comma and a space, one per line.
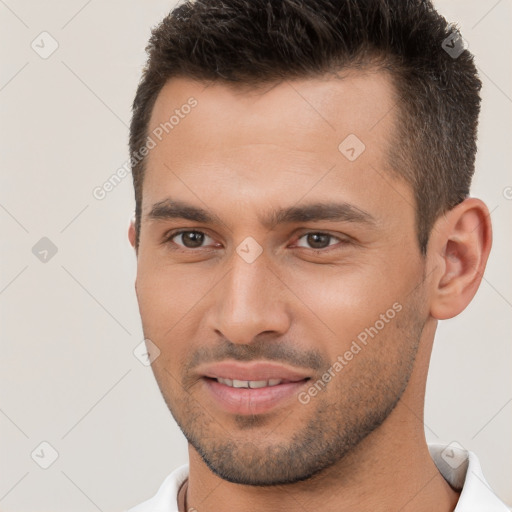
216, 378, 283, 388
249, 380, 268, 389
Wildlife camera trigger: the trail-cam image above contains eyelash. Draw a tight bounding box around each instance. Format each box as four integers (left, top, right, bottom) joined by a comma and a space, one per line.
162, 229, 350, 253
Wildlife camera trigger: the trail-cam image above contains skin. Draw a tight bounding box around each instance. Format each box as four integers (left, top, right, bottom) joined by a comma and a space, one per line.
128, 71, 492, 512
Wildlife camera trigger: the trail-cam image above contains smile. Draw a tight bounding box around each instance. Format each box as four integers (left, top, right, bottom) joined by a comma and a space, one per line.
195, 360, 312, 415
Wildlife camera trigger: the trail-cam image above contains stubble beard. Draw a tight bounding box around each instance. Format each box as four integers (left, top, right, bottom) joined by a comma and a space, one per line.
152, 290, 427, 486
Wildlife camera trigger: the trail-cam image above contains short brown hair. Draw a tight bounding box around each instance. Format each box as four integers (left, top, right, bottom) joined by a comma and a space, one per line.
130, 0, 482, 253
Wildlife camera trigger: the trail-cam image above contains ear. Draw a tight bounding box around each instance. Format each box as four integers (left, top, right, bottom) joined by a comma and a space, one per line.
428, 198, 492, 320
128, 214, 137, 252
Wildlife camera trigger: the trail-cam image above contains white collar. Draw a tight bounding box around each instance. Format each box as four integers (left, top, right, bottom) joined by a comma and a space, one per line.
428, 443, 510, 511
127, 443, 510, 511
126, 463, 188, 512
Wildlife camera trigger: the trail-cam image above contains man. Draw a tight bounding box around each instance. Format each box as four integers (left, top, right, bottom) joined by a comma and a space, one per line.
125, 0, 509, 510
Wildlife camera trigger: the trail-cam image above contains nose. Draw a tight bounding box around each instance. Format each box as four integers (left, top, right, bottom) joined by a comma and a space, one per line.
207, 246, 292, 345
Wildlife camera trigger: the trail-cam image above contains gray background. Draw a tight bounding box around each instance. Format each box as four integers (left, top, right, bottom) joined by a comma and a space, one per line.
1, 0, 511, 510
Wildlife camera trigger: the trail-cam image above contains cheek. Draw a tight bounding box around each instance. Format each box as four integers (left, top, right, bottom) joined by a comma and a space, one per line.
135, 262, 221, 375
135, 259, 213, 326
291, 263, 404, 343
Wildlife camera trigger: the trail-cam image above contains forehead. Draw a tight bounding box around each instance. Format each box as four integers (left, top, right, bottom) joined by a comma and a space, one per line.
147, 70, 398, 155
142, 71, 413, 229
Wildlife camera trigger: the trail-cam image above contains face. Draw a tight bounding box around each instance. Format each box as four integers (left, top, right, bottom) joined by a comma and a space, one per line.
133, 72, 429, 485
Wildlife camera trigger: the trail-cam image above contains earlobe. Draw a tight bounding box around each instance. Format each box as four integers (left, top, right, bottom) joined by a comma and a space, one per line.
128, 216, 137, 250
429, 198, 492, 320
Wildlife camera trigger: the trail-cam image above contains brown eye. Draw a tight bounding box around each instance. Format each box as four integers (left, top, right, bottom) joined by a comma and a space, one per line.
168, 230, 214, 249
295, 232, 342, 250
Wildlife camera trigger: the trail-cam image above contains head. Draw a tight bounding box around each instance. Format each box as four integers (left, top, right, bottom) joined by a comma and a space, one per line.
128, 0, 491, 486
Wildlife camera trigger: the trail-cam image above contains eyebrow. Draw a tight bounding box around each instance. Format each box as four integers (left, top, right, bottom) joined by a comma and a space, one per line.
147, 198, 376, 230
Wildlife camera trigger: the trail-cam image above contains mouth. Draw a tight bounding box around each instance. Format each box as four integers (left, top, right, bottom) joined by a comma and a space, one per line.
209, 377, 302, 388
197, 361, 312, 415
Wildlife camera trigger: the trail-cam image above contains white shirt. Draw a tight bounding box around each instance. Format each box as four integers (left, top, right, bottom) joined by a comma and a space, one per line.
125, 443, 510, 512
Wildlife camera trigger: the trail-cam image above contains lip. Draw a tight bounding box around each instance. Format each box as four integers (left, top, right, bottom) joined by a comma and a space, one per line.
197, 361, 311, 415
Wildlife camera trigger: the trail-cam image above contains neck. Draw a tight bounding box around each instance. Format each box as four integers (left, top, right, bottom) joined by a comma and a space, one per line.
185, 322, 460, 512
